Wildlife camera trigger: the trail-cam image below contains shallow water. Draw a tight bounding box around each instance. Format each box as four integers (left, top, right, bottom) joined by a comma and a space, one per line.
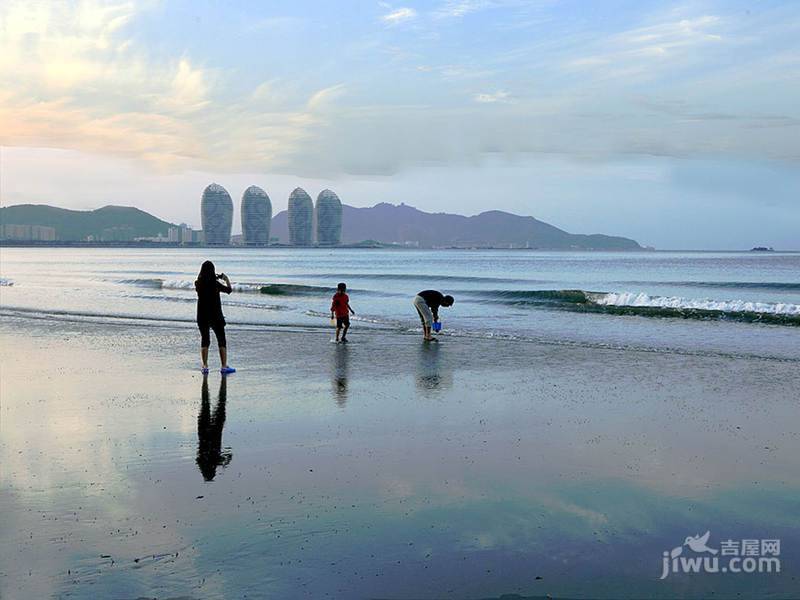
1, 315, 798, 599
1, 248, 798, 360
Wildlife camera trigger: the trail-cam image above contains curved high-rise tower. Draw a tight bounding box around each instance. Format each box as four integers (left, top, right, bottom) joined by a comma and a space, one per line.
315, 189, 342, 246
241, 186, 272, 246
288, 188, 313, 246
201, 183, 233, 245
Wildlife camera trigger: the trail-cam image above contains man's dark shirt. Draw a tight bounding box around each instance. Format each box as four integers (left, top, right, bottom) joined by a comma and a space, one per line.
418, 289, 445, 321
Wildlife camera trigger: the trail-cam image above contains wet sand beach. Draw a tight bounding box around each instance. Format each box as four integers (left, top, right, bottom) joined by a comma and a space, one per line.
1, 314, 798, 599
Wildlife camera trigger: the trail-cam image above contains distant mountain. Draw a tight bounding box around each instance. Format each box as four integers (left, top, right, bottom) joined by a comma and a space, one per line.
273, 203, 641, 250
0, 204, 174, 241
1, 202, 642, 249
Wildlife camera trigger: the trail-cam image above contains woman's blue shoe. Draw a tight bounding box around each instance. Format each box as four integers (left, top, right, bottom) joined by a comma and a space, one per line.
220, 366, 236, 374
201, 366, 209, 374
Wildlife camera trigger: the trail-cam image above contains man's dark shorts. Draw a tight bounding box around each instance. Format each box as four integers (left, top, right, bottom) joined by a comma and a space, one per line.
336, 316, 350, 328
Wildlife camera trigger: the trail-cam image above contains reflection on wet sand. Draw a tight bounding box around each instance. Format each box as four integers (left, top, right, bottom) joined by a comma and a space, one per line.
197, 375, 232, 481
4, 319, 799, 600
416, 341, 453, 395
332, 345, 350, 407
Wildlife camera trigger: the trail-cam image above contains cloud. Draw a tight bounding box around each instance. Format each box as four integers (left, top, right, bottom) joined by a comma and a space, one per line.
1, 0, 798, 181
474, 90, 511, 103
0, 1, 344, 172
565, 14, 725, 79
433, 0, 527, 19
380, 7, 417, 25
434, 0, 493, 18
307, 84, 347, 111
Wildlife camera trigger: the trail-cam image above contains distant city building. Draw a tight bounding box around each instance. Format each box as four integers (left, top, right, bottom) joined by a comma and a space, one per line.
101, 226, 134, 242
167, 223, 195, 244
179, 223, 193, 244
288, 187, 313, 246
241, 186, 272, 246
315, 189, 342, 246
201, 183, 233, 245
0, 224, 56, 241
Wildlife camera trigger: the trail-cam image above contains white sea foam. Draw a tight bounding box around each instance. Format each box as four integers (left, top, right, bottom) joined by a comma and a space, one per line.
0, 278, 13, 286
160, 279, 263, 293
304, 309, 391, 325
591, 292, 800, 315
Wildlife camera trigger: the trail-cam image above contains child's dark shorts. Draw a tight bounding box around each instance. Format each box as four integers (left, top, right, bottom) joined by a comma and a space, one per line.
336, 316, 350, 328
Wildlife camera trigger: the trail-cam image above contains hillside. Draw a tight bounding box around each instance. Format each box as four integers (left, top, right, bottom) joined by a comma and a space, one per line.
0, 204, 175, 241
272, 203, 641, 250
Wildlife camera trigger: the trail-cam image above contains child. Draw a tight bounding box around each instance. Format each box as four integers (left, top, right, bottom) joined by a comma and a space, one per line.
330, 282, 355, 343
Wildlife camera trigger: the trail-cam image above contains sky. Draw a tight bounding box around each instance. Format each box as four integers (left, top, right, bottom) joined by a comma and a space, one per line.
0, 0, 798, 249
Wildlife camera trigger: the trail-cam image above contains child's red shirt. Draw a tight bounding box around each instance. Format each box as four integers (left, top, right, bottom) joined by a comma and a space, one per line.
331, 292, 350, 317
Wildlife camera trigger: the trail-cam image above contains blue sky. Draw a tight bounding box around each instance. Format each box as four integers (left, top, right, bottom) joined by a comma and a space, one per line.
1, 0, 798, 248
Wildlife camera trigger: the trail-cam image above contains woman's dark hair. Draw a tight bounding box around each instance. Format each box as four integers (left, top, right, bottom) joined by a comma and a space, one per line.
198, 260, 216, 283
337, 282, 347, 292
443, 295, 454, 306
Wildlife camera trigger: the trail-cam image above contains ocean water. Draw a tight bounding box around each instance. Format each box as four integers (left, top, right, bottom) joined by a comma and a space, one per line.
1, 247, 799, 360
2, 248, 800, 599
1, 247, 798, 360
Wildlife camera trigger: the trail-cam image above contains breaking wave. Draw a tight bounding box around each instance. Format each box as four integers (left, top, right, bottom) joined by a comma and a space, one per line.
592, 292, 800, 315
0, 278, 13, 286
275, 272, 542, 284
257, 283, 334, 295
472, 289, 594, 304
618, 281, 800, 292
475, 288, 800, 325
119, 278, 332, 295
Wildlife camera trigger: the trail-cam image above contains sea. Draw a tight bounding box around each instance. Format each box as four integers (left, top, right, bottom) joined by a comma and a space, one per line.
1, 247, 798, 360
2, 247, 800, 599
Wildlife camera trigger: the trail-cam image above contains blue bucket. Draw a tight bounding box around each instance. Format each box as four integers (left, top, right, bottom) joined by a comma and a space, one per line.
432, 322, 442, 332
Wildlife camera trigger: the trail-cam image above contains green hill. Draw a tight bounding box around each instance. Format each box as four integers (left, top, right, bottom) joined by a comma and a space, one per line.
0, 204, 175, 241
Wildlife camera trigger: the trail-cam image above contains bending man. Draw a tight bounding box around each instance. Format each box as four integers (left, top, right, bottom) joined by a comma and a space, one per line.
413, 290, 454, 341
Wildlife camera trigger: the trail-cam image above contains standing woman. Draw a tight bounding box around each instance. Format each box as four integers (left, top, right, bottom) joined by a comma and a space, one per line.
195, 260, 236, 374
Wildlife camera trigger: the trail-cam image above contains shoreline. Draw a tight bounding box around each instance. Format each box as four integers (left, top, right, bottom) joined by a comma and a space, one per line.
2, 310, 798, 365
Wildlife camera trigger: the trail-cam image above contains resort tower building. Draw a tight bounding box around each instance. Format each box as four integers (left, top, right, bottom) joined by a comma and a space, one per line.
201, 183, 233, 245
241, 186, 272, 246
288, 188, 313, 246
315, 189, 342, 246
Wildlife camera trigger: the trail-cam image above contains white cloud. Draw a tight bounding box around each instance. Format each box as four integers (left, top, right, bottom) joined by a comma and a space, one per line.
474, 90, 511, 103
566, 14, 725, 78
433, 0, 527, 19
0, 0, 797, 182
307, 84, 347, 111
434, 0, 492, 18
380, 7, 417, 25
0, 1, 347, 172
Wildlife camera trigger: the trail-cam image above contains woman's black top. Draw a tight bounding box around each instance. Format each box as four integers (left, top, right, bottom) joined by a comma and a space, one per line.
195, 278, 232, 324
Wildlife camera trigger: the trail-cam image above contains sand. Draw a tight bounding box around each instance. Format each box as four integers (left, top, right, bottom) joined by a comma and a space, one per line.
1, 314, 798, 599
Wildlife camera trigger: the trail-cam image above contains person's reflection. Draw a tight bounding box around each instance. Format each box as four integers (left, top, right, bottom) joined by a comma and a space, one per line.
332, 345, 350, 407
197, 374, 232, 481
416, 341, 453, 396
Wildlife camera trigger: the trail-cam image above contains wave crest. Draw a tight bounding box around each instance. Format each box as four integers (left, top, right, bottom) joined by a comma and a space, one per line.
592, 291, 800, 316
